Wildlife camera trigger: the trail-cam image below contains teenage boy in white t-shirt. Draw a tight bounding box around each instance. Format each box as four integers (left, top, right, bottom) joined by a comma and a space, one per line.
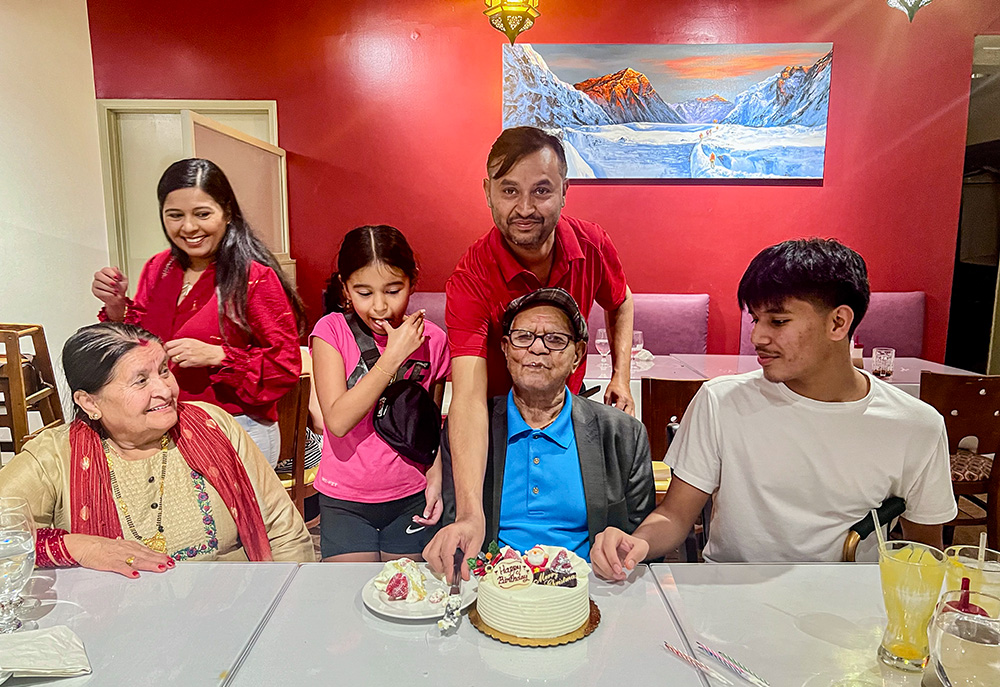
592, 239, 958, 577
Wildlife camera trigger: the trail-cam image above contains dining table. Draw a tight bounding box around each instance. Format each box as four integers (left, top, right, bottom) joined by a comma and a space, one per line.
9, 563, 298, 686
10, 560, 952, 686
652, 562, 924, 687
672, 354, 977, 397
224, 562, 702, 687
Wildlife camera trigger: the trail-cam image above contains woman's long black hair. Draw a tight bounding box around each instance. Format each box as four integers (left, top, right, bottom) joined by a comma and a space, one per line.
157, 158, 306, 336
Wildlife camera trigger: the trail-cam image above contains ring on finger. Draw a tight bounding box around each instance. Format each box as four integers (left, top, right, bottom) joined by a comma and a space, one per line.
125, 556, 136, 567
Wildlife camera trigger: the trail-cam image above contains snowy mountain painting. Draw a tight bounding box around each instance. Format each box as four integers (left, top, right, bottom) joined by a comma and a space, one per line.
502, 43, 834, 179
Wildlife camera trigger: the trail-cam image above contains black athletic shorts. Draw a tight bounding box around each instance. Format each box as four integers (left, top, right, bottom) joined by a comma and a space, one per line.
318, 491, 439, 558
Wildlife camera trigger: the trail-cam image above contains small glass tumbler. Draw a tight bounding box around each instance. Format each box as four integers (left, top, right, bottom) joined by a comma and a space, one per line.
872, 347, 896, 378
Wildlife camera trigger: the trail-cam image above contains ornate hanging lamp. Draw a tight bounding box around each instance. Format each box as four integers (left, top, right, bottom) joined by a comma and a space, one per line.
887, 0, 932, 22
484, 0, 540, 45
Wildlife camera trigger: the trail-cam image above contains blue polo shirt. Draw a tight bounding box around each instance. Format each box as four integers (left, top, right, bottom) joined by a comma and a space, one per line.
498, 389, 590, 560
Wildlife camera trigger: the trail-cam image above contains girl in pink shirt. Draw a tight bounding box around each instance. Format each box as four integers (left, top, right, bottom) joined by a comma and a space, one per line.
311, 226, 450, 561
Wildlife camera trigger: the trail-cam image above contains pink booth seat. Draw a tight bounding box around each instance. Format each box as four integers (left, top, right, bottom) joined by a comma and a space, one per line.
738, 291, 926, 357
407, 292, 448, 332
587, 293, 710, 355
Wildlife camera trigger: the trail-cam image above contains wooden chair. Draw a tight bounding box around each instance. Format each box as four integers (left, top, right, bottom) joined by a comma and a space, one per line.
0, 324, 64, 454
640, 377, 707, 463
640, 377, 709, 561
275, 373, 317, 518
843, 497, 906, 562
919, 371, 1000, 549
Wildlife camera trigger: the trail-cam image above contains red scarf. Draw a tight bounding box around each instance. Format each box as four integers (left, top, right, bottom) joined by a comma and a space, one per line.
69, 402, 273, 561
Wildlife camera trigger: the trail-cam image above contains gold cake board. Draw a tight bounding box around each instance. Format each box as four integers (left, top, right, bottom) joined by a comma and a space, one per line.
468, 598, 600, 647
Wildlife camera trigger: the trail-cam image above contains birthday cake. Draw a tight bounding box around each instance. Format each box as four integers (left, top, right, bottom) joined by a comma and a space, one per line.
471, 544, 591, 640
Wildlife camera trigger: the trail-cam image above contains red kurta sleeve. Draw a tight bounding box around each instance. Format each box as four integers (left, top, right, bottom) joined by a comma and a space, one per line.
97, 253, 164, 325
210, 263, 302, 406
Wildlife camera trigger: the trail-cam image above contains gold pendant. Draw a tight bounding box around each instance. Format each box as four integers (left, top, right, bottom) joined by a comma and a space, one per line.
143, 531, 167, 554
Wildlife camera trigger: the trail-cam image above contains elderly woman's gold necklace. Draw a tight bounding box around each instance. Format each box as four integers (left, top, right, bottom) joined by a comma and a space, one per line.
103, 435, 169, 554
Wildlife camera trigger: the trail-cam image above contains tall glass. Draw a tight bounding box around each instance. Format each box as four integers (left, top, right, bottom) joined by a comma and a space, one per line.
945, 545, 1000, 599
928, 589, 1000, 686
0, 497, 38, 615
595, 328, 610, 367
631, 331, 644, 370
0, 512, 35, 633
877, 540, 946, 671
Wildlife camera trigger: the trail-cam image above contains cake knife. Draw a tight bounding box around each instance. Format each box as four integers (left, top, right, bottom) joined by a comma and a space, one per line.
437, 548, 464, 631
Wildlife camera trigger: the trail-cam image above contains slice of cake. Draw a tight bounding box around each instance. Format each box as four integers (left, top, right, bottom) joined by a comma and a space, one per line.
473, 544, 591, 639
373, 557, 428, 603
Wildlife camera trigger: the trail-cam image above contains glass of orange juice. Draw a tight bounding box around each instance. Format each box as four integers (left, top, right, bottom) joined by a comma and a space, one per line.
878, 540, 946, 671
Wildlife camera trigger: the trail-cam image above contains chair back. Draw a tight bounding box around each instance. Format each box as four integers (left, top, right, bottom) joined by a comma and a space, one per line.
276, 373, 312, 515
919, 372, 1000, 455
407, 292, 447, 332
739, 291, 926, 357
588, 294, 709, 355
640, 378, 707, 462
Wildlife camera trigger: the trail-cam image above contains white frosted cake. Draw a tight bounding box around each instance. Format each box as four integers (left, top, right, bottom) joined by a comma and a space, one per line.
473, 545, 591, 639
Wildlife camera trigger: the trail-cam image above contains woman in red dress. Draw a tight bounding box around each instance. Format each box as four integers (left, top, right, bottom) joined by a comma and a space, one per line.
92, 158, 304, 467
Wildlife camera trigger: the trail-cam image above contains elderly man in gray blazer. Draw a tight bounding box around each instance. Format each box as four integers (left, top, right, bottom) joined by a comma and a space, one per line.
435, 288, 654, 562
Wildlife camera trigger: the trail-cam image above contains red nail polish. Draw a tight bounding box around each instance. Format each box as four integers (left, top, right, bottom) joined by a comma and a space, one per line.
131, 571, 139, 578
158, 564, 166, 570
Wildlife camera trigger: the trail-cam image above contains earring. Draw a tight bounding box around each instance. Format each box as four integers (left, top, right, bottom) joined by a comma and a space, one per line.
90, 413, 100, 421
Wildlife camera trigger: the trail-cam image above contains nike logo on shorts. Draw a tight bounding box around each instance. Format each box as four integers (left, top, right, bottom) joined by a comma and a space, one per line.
405, 524, 426, 535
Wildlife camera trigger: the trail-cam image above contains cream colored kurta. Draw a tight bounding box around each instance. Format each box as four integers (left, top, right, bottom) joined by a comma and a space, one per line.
0, 402, 315, 563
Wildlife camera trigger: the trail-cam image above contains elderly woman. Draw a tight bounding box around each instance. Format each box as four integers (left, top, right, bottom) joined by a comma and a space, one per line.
0, 322, 314, 577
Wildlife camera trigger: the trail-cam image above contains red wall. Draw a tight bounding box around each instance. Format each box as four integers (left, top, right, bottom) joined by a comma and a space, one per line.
86, 0, 1000, 360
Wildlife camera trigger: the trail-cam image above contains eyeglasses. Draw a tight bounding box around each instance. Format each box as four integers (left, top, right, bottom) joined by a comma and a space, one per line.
507, 329, 575, 351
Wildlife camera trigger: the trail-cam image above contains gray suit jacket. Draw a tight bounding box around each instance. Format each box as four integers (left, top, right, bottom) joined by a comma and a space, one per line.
441, 393, 655, 549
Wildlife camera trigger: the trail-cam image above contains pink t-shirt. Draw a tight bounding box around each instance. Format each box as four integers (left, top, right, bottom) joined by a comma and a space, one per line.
310, 312, 451, 503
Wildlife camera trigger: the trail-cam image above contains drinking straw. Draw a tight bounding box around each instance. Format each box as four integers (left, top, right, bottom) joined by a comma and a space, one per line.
979, 531, 987, 566
871, 508, 886, 554
697, 642, 770, 687
662, 642, 734, 685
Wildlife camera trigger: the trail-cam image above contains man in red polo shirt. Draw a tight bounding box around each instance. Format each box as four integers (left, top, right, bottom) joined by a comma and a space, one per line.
424, 126, 634, 580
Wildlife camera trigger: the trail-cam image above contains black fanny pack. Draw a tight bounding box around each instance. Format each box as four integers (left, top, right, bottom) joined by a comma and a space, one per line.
347, 314, 440, 466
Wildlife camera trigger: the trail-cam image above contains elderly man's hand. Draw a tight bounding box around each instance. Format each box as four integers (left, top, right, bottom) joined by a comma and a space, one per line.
63, 534, 175, 578
604, 376, 635, 416
422, 515, 485, 584
591, 527, 648, 581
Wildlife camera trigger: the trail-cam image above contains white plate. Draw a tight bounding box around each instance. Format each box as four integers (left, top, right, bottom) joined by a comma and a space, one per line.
362, 563, 478, 621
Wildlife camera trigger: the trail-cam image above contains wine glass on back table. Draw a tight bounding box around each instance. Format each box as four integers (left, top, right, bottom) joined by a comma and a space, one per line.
596, 328, 611, 367
631, 331, 644, 370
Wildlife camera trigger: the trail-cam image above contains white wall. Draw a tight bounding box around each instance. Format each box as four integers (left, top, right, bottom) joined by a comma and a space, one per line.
0, 1, 108, 406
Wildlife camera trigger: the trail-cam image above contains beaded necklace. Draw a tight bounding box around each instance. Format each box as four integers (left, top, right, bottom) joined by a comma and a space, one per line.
103, 435, 169, 553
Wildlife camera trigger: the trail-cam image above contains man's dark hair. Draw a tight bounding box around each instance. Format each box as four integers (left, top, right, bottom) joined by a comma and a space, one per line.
737, 238, 870, 337
486, 126, 567, 179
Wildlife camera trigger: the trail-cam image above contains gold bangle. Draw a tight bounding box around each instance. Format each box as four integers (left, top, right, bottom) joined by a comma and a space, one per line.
372, 363, 395, 379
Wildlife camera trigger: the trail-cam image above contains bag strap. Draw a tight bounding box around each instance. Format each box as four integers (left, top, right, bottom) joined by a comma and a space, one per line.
346, 313, 387, 376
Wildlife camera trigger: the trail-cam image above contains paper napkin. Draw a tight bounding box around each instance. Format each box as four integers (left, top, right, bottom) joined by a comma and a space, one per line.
0, 625, 91, 677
